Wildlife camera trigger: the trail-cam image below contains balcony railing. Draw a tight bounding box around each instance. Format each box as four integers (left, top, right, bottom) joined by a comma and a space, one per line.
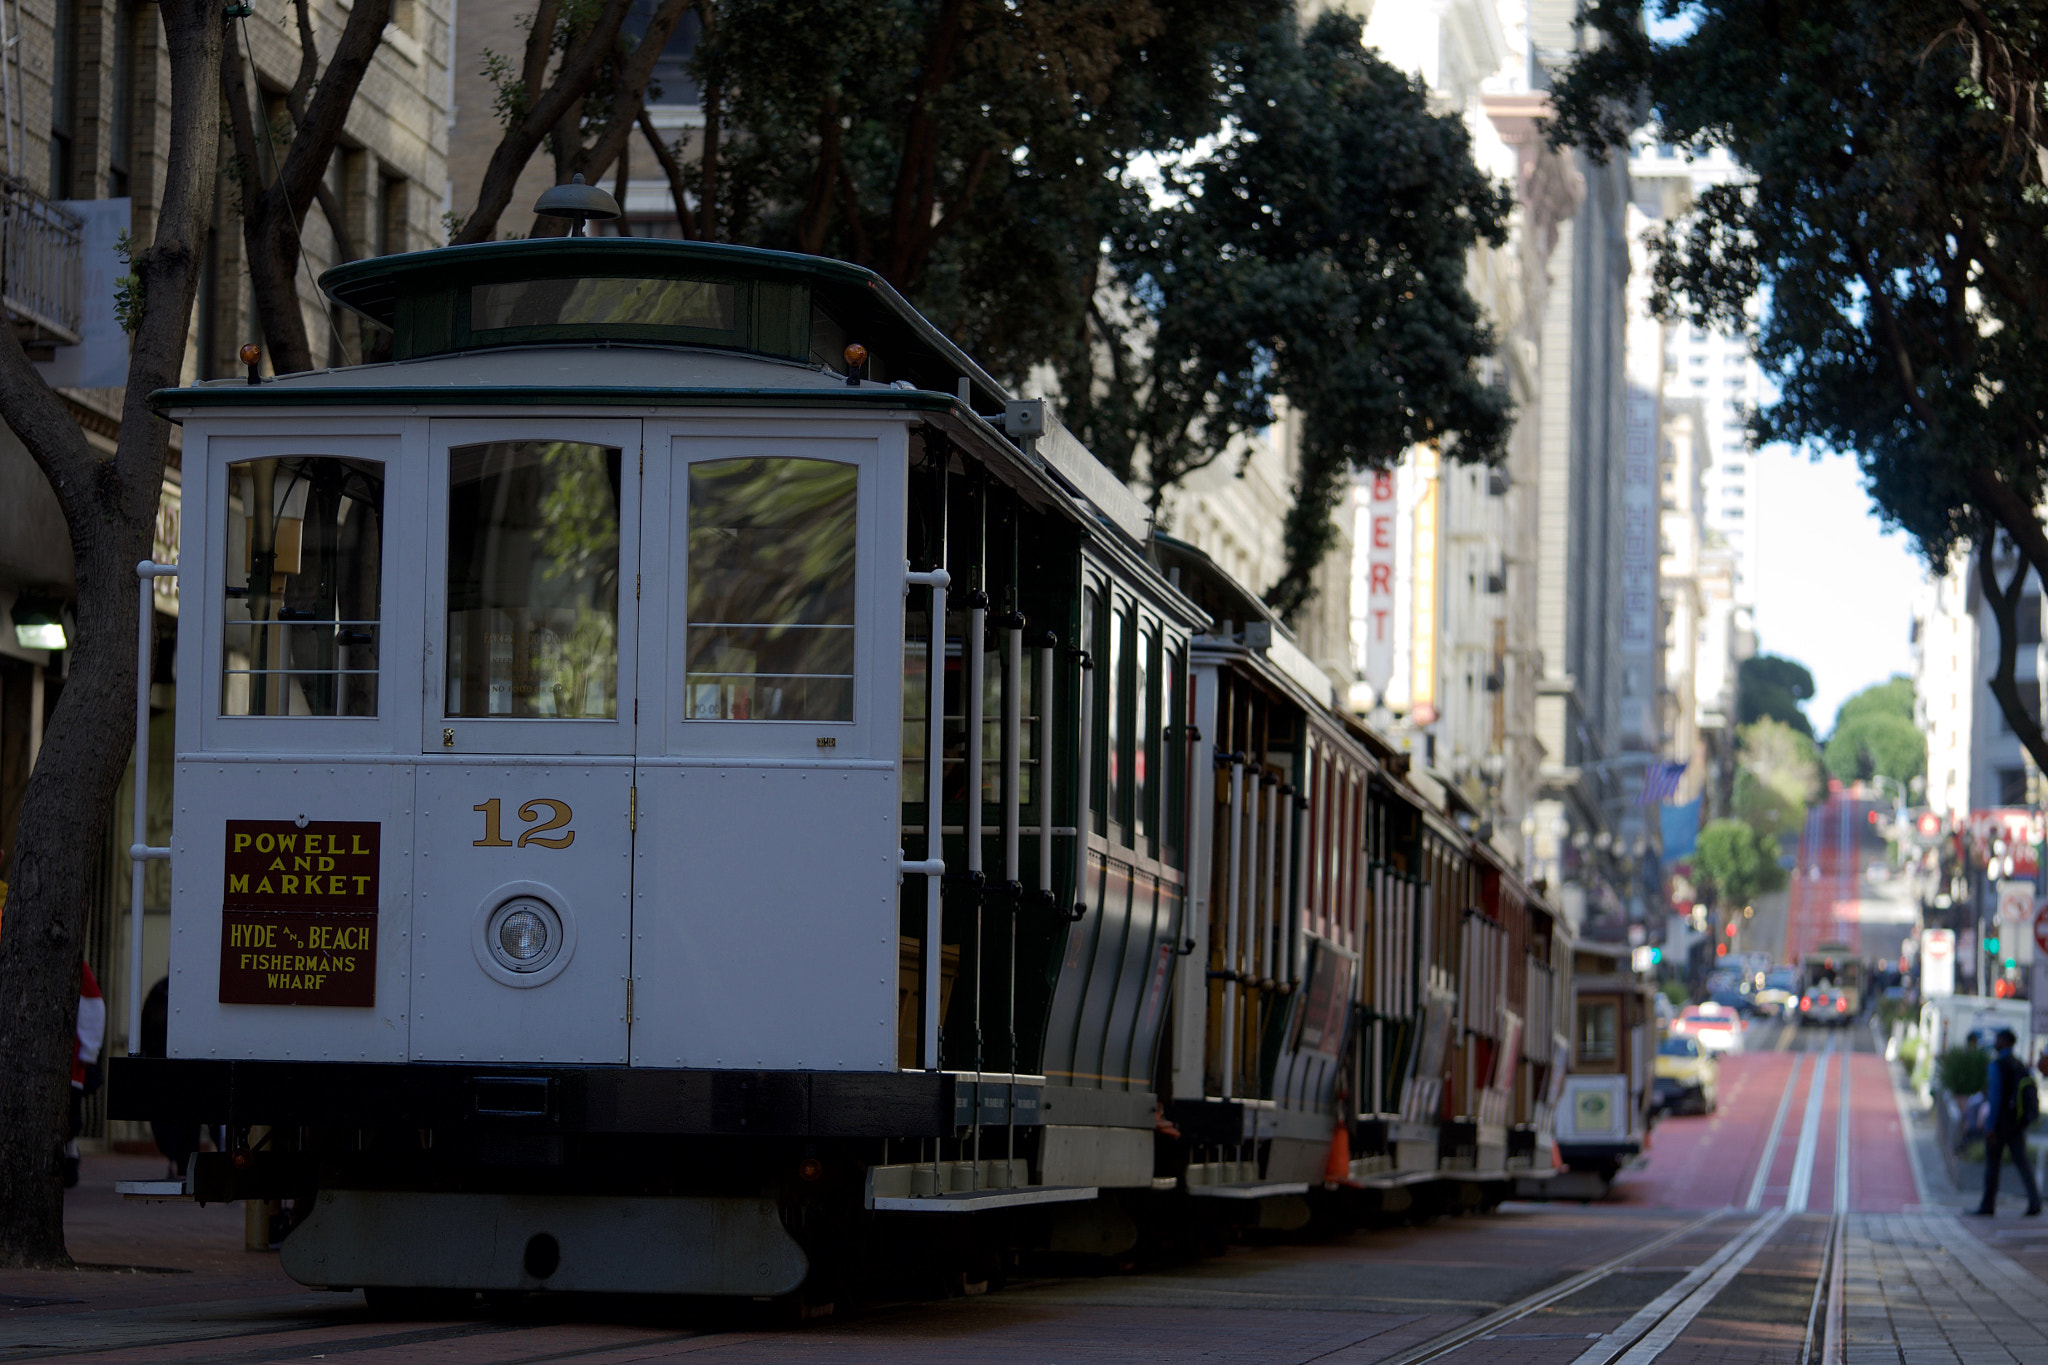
1, 176, 82, 345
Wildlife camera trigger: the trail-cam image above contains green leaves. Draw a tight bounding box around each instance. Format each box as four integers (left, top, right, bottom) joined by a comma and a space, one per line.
1822, 674, 1925, 786
1694, 816, 1787, 909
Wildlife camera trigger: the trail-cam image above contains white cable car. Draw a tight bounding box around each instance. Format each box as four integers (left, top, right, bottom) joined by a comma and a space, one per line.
110, 195, 1210, 1305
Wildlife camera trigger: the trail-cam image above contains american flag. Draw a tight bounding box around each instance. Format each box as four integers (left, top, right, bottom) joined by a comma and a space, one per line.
1638, 760, 1688, 807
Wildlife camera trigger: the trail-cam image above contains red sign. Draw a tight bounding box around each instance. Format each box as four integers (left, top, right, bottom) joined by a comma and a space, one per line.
2034, 905, 2048, 959
218, 820, 380, 1007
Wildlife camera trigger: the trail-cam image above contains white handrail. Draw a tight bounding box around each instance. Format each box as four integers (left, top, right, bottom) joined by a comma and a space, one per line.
129, 561, 178, 1057
1037, 642, 1054, 896
1002, 620, 1022, 884
1070, 649, 1094, 924
1222, 755, 1243, 1100
904, 567, 950, 1070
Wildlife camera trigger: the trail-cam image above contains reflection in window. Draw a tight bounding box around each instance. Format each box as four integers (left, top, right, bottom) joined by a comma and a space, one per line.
686, 458, 856, 721
471, 276, 734, 332
1578, 1001, 1618, 1064
222, 456, 383, 717
445, 441, 620, 719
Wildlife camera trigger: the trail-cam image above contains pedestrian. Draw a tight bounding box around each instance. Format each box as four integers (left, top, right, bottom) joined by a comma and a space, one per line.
1971, 1027, 2041, 1217
64, 957, 105, 1190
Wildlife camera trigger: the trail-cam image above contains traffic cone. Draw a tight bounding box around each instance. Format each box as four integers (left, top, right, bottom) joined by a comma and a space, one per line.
1323, 1122, 1353, 1185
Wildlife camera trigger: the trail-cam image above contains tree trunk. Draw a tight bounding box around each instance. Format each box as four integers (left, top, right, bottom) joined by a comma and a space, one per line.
0, 0, 221, 1268
1967, 467, 2048, 776
225, 0, 392, 375
1975, 527, 2048, 779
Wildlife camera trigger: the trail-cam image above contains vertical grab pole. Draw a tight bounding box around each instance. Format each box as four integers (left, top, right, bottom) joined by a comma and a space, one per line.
1071, 649, 1095, 924
964, 594, 985, 1185
1221, 756, 1244, 1100
129, 561, 178, 1056
903, 568, 951, 1071
1037, 640, 1055, 898
1002, 620, 1022, 885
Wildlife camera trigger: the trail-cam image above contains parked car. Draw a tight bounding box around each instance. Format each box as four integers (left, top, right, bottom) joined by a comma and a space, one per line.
1753, 986, 1797, 1018
1653, 1035, 1719, 1115
1671, 1003, 1745, 1055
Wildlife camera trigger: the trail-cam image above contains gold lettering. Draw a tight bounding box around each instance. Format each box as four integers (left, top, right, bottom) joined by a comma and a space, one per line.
233, 833, 252, 853
282, 875, 300, 894
294, 856, 311, 872
229, 874, 249, 894
277, 833, 297, 853
353, 875, 371, 895
256, 876, 274, 894
352, 833, 369, 854
319, 856, 335, 872
267, 856, 285, 872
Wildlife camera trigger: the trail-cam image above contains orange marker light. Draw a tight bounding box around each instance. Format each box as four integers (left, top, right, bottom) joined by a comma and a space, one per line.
239, 343, 262, 366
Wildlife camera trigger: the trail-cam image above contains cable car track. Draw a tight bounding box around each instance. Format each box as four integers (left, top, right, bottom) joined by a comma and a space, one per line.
1388, 1028, 1859, 1365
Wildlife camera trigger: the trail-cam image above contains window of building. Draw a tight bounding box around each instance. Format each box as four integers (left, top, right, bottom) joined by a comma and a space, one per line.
49, 0, 78, 194
624, 0, 702, 107
446, 441, 623, 720
2019, 595, 2042, 646
107, 0, 137, 196
222, 456, 384, 717
685, 457, 856, 721
1723, 463, 1745, 476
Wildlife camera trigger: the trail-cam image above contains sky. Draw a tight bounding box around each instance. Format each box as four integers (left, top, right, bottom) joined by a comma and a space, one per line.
1751, 442, 1924, 736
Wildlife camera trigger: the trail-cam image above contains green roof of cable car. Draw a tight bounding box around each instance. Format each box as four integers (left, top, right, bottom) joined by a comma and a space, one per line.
314, 237, 1011, 411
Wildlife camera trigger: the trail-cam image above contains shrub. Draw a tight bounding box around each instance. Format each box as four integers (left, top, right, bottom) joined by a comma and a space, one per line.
1937, 1045, 1989, 1097
1662, 980, 1689, 1008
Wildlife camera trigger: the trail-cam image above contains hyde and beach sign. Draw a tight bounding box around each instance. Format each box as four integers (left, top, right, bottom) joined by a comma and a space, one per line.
218, 820, 379, 1007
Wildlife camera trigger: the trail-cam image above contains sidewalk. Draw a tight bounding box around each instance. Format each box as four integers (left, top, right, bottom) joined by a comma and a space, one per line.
1844, 1212, 2048, 1363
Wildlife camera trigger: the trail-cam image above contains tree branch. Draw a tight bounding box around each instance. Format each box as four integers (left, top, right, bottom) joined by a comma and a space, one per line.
1976, 522, 2048, 774
636, 108, 698, 237
455, 0, 636, 244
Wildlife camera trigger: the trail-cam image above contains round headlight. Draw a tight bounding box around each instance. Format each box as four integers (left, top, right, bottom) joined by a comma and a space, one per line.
487, 898, 561, 974
499, 908, 550, 963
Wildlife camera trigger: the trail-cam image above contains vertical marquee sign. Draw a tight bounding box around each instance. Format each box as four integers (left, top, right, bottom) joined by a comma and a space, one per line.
218, 820, 380, 1006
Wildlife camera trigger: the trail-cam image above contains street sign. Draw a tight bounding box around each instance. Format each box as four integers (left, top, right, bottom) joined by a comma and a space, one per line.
1923, 928, 1956, 998
2001, 879, 2037, 926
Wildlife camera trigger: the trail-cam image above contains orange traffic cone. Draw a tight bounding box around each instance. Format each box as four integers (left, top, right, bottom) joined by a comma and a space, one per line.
1323, 1122, 1353, 1185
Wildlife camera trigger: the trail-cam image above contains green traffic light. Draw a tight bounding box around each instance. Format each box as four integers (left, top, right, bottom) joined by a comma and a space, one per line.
1987, 936, 2002, 954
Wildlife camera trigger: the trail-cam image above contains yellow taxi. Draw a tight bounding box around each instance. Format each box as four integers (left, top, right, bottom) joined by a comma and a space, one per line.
1652, 1034, 1719, 1116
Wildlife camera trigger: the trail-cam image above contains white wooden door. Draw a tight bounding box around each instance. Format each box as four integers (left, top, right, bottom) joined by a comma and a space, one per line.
411, 419, 642, 1063
628, 421, 907, 1071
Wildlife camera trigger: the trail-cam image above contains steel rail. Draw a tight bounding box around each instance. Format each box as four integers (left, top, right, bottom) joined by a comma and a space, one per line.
1361, 1209, 1729, 1365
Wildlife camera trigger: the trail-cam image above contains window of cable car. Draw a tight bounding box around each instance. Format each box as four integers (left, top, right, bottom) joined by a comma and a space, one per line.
1578, 999, 1619, 1066
470, 276, 735, 332
221, 456, 383, 717
686, 457, 856, 722
445, 440, 621, 719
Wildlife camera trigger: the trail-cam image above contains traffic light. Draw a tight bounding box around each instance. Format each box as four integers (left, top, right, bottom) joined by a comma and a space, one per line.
1988, 935, 2002, 955
1724, 923, 1738, 937
1715, 942, 1728, 957
1650, 946, 1663, 965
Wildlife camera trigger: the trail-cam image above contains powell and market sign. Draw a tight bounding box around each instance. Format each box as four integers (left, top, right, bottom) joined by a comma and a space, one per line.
217, 820, 379, 1007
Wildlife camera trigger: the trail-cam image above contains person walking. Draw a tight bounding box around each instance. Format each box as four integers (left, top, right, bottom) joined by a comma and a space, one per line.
1971, 1028, 2041, 1217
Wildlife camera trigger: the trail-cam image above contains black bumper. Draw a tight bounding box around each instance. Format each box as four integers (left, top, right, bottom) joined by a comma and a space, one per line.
109, 1057, 954, 1139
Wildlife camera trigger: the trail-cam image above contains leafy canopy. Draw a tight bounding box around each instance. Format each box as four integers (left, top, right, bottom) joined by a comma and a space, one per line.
1070, 14, 1513, 613
1733, 716, 1821, 841
1824, 676, 1925, 785
1694, 817, 1786, 910
1736, 654, 1815, 738
693, 4, 1509, 617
